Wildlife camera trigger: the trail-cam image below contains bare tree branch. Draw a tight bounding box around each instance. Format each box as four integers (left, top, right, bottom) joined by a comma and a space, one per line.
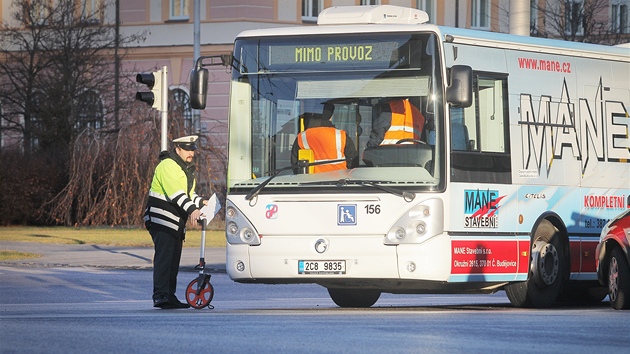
532, 0, 630, 44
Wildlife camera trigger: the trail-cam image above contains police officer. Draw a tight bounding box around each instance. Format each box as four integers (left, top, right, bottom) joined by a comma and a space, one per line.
144, 135, 207, 309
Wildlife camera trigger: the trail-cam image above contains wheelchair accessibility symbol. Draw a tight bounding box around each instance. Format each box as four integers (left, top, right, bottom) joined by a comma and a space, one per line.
337, 204, 357, 226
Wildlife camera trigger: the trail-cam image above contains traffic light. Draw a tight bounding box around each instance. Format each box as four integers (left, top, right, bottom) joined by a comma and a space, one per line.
136, 70, 164, 111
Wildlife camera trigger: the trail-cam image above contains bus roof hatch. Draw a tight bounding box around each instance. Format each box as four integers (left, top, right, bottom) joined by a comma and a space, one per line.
317, 5, 430, 25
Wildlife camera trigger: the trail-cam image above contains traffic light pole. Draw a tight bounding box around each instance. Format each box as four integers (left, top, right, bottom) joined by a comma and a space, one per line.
193, 0, 201, 134
160, 65, 168, 152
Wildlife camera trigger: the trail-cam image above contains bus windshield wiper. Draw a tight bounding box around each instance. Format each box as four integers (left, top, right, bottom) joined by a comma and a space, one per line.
245, 159, 346, 201
336, 178, 416, 202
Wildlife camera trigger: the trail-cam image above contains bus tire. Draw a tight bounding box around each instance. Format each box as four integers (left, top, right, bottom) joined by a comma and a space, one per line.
505, 219, 565, 308
327, 288, 380, 308
608, 247, 630, 310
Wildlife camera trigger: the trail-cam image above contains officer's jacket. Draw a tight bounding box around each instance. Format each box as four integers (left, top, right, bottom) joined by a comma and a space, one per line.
144, 151, 204, 236
381, 99, 425, 145
297, 126, 346, 173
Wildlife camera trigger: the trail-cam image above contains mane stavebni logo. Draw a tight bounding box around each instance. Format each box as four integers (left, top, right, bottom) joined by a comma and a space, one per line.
464, 189, 505, 228
519, 78, 630, 177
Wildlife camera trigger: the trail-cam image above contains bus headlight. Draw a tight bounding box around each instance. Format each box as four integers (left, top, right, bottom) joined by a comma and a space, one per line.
225, 201, 261, 245
394, 227, 406, 240
227, 222, 238, 236
384, 198, 444, 245
226, 206, 237, 219
416, 221, 427, 235
242, 228, 254, 242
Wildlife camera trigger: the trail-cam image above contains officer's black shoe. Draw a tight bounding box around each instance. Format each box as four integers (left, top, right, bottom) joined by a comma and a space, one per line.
153, 296, 169, 308
166, 297, 191, 309
167, 301, 191, 309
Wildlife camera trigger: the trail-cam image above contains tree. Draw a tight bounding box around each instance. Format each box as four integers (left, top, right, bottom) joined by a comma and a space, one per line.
45, 101, 156, 226
43, 89, 228, 226
0, 0, 142, 155
531, 0, 630, 44
0, 0, 147, 226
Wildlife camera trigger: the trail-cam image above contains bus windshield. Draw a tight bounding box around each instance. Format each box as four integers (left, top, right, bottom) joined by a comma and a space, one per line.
229, 32, 445, 191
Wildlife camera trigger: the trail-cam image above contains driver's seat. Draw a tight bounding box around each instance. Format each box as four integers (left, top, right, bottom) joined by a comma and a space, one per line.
362, 143, 432, 167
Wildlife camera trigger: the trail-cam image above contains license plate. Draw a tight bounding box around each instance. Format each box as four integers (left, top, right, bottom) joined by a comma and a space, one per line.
298, 260, 346, 274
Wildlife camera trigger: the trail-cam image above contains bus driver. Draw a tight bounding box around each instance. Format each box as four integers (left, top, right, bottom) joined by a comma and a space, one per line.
367, 98, 425, 147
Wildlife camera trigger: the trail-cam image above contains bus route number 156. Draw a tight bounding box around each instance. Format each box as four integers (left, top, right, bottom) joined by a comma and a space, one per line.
365, 204, 381, 214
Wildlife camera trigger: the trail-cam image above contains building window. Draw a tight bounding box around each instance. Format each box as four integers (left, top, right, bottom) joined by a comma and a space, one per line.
81, 0, 99, 16
471, 0, 490, 29
416, 0, 435, 22
27, 0, 50, 26
76, 90, 104, 130
170, 0, 189, 20
612, 2, 629, 34
171, 88, 193, 132
530, 0, 539, 34
361, 0, 381, 5
28, 91, 46, 151
302, 0, 323, 22
565, 0, 584, 35
81, 0, 103, 24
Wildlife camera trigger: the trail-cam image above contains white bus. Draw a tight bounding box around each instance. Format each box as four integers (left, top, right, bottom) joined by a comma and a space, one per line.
191, 5, 630, 308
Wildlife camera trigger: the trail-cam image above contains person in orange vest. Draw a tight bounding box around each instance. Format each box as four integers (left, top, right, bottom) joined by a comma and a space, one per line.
367, 98, 425, 148
291, 103, 358, 173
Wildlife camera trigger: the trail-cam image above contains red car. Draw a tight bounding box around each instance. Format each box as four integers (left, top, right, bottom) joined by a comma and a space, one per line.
597, 209, 630, 310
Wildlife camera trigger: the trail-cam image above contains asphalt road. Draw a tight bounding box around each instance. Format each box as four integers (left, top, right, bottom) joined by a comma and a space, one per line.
1, 266, 628, 354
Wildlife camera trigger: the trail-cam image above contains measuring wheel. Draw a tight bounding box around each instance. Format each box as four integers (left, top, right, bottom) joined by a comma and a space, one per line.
185, 275, 214, 309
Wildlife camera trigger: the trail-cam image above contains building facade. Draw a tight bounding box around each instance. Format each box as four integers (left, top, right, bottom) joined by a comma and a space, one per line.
1, 0, 628, 179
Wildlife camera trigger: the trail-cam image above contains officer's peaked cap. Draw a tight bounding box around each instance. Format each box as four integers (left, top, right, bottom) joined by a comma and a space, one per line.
173, 135, 198, 151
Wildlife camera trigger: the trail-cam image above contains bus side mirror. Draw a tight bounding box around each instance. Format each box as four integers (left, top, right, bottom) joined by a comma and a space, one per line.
446, 65, 473, 108
190, 67, 209, 109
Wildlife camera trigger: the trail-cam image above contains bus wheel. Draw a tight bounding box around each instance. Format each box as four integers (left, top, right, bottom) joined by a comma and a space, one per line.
327, 288, 380, 308
608, 247, 630, 310
505, 220, 565, 308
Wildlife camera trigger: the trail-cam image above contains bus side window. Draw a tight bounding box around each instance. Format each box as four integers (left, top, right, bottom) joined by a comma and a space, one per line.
451, 107, 472, 151
477, 77, 507, 153
451, 73, 511, 184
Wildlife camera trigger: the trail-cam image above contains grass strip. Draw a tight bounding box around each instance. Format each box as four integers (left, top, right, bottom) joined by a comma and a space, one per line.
0, 226, 226, 248
0, 250, 42, 261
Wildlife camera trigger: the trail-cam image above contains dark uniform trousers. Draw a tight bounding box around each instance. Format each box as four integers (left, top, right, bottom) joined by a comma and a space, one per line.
150, 229, 184, 301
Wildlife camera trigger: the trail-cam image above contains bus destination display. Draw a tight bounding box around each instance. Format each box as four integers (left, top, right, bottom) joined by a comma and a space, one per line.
268, 41, 400, 66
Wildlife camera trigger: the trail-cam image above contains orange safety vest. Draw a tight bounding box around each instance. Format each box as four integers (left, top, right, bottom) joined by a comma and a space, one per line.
381, 99, 425, 145
297, 127, 346, 173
